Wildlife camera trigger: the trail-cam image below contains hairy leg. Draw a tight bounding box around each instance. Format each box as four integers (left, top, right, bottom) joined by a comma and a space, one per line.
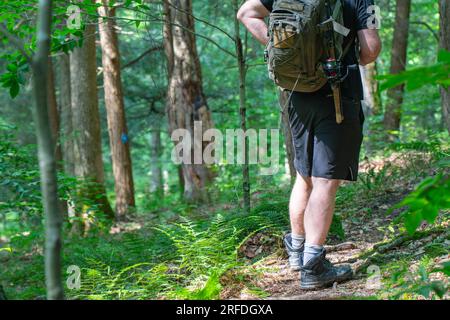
289, 173, 313, 236
304, 177, 341, 245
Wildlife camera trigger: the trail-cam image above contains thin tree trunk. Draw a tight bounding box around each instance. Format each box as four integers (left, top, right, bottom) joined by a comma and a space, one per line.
47, 57, 62, 165
32, 0, 64, 300
98, 0, 135, 220
440, 0, 450, 134
149, 120, 164, 197
383, 0, 411, 136
57, 52, 76, 221
57, 53, 74, 175
360, 62, 382, 155
70, 22, 114, 225
234, 0, 250, 213
278, 89, 296, 183
47, 56, 69, 218
177, 165, 185, 197
163, 0, 181, 197
234, 0, 251, 213
360, 62, 382, 116
163, 0, 214, 203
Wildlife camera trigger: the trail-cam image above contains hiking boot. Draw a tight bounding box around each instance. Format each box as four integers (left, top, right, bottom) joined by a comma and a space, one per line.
283, 233, 304, 271
300, 248, 353, 290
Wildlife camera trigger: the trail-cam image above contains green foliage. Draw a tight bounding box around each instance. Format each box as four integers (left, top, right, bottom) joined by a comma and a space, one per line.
379, 50, 450, 92
0, 125, 42, 234
188, 272, 222, 300
383, 257, 448, 300
58, 208, 288, 300
359, 164, 392, 192
151, 209, 287, 299
392, 174, 450, 234
0, 0, 116, 97
0, 125, 113, 235
0, 57, 28, 98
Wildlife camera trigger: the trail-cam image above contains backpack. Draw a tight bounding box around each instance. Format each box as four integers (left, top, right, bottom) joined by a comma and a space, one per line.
266, 0, 352, 93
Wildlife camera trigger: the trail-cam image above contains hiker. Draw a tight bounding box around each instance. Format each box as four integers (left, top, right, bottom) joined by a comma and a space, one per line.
237, 0, 381, 289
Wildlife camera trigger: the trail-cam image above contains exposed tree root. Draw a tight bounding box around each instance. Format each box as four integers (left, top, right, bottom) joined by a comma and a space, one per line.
354, 227, 447, 274
324, 242, 357, 253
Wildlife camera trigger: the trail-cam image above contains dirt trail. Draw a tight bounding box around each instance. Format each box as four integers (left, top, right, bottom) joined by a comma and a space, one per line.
255, 225, 385, 300
224, 202, 391, 300
257, 243, 379, 300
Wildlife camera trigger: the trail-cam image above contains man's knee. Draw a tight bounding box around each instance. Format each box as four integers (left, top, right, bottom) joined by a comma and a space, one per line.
296, 173, 313, 191
311, 177, 341, 192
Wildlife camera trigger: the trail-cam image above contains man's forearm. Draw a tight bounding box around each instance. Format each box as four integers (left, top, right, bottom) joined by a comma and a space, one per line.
240, 17, 269, 45
357, 29, 382, 66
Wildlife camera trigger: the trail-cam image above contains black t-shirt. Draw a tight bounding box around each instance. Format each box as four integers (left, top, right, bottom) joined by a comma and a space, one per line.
260, 0, 374, 99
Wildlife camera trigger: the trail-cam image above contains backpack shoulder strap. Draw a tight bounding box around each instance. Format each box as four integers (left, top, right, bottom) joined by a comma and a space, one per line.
340, 33, 356, 60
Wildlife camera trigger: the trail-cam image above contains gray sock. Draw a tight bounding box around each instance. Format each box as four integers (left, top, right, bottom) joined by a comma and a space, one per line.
291, 233, 305, 251
303, 243, 323, 265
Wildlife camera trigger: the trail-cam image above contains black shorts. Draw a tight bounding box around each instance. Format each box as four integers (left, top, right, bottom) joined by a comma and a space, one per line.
287, 83, 365, 182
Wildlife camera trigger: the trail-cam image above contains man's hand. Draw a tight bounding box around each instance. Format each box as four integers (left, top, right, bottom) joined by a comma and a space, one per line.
358, 29, 382, 66
237, 0, 270, 45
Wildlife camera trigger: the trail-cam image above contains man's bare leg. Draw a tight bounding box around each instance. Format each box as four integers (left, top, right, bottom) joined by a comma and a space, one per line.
303, 177, 341, 266
300, 177, 353, 288
289, 173, 312, 236
304, 177, 341, 246
284, 173, 312, 270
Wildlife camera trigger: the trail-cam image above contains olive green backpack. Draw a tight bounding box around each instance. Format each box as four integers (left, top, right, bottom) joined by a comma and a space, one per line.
265, 0, 352, 93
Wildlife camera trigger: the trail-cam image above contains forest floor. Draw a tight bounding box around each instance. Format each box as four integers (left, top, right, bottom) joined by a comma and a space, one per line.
0, 150, 448, 300
235, 213, 448, 300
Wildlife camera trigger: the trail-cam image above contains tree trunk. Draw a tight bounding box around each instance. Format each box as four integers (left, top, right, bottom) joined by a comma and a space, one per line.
56, 53, 75, 220
32, 0, 64, 300
383, 0, 411, 136
278, 89, 296, 183
47, 56, 69, 219
177, 165, 185, 197
47, 57, 63, 165
360, 62, 382, 116
57, 53, 74, 175
149, 119, 164, 197
234, 0, 250, 213
360, 62, 382, 155
163, 0, 214, 203
440, 0, 450, 134
70, 22, 114, 224
98, 0, 135, 220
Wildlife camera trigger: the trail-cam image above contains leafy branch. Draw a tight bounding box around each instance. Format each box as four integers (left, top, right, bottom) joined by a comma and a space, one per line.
0, 24, 33, 62
378, 50, 450, 92
390, 173, 450, 234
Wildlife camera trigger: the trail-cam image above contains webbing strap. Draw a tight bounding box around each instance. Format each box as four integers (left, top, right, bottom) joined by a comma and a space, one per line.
332, 0, 341, 20
340, 34, 356, 60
